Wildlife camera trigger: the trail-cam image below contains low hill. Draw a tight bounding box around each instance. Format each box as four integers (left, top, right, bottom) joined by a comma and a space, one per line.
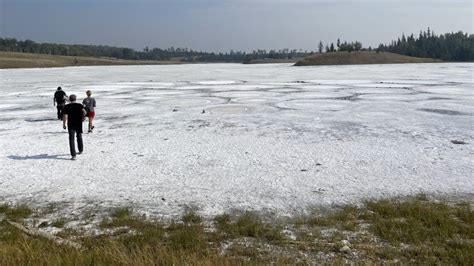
243, 58, 301, 64
0, 51, 184, 69
294, 51, 439, 66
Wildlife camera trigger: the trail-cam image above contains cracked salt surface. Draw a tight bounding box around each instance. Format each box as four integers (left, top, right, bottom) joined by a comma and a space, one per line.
0, 63, 473, 218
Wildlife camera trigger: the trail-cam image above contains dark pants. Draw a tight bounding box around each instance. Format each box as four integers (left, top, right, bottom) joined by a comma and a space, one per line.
68, 128, 83, 157
57, 104, 65, 120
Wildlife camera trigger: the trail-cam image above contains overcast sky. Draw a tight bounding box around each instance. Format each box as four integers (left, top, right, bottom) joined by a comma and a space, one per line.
1, 0, 472, 52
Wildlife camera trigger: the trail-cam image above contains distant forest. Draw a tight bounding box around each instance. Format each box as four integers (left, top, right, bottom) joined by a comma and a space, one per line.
1, 29, 472, 62
0, 38, 310, 63
377, 29, 473, 61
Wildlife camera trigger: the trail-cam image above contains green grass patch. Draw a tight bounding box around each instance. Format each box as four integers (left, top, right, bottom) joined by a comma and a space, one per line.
51, 218, 69, 228
214, 212, 283, 242
364, 197, 474, 264
100, 207, 154, 230
0, 204, 33, 221
98, 207, 166, 248
1, 195, 473, 264
365, 199, 471, 244
294, 205, 360, 232
166, 223, 207, 251
181, 209, 203, 225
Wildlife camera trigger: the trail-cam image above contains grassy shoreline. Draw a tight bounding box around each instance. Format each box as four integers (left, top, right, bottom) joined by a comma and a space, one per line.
1, 194, 472, 264
0, 51, 187, 69
1, 51, 453, 69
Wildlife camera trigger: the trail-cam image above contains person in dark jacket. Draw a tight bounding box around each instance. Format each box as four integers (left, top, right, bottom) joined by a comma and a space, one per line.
62, 94, 86, 160
54, 87, 68, 120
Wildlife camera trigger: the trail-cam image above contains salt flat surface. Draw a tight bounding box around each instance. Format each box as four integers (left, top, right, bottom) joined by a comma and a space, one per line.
0, 63, 473, 217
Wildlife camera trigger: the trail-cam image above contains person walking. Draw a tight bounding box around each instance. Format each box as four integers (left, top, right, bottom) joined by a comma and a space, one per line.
62, 95, 86, 160
53, 87, 67, 120
82, 90, 96, 133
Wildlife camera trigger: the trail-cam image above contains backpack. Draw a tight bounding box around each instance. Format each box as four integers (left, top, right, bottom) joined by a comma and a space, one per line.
55, 91, 66, 104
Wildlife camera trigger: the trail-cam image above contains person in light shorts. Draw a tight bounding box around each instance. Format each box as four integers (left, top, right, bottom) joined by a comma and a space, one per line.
82, 90, 96, 133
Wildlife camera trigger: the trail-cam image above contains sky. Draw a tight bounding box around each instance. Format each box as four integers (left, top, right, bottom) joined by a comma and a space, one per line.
1, 0, 473, 52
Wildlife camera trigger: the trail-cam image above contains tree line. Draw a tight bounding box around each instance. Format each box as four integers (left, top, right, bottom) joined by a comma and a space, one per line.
318, 39, 366, 53
377, 28, 473, 61
317, 29, 473, 61
0, 38, 312, 63
1, 29, 472, 62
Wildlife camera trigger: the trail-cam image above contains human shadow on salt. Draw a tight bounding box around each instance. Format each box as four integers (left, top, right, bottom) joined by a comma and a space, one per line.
25, 118, 58, 122
101, 115, 132, 121
44, 131, 65, 135
7, 154, 70, 161
418, 108, 468, 116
